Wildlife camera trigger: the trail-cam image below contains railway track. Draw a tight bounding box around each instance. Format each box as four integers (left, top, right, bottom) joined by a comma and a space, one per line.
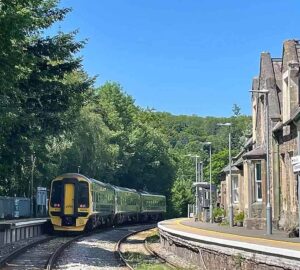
0, 234, 83, 270
55, 224, 155, 270
0, 224, 159, 270
117, 226, 177, 269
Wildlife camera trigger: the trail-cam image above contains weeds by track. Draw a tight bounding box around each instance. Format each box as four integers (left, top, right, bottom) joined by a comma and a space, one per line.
117, 226, 177, 270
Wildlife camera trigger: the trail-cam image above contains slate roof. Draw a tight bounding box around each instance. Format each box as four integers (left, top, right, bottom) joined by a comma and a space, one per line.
222, 165, 241, 173
242, 147, 266, 160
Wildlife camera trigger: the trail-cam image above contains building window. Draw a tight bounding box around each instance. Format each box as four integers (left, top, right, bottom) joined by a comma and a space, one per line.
232, 175, 239, 203
255, 162, 262, 202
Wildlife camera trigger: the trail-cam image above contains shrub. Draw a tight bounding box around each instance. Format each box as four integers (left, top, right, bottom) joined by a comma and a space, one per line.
213, 207, 225, 222
234, 211, 245, 223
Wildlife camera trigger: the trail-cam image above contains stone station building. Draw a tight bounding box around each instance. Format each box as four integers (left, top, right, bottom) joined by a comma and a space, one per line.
221, 40, 300, 231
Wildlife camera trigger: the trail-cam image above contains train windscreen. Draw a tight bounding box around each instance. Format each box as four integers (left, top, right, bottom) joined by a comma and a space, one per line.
50, 181, 62, 207
78, 182, 89, 208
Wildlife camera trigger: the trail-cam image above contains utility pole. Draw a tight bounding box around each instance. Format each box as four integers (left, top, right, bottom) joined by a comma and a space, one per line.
201, 142, 213, 223
250, 89, 272, 234
31, 154, 36, 217
298, 127, 300, 239
185, 154, 200, 220
217, 123, 233, 227
209, 143, 212, 223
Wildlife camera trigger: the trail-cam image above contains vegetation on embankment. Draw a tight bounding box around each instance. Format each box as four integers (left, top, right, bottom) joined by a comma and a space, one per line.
0, 0, 251, 217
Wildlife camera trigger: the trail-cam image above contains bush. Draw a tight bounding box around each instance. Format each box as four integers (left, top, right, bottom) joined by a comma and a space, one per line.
213, 207, 225, 222
234, 211, 245, 223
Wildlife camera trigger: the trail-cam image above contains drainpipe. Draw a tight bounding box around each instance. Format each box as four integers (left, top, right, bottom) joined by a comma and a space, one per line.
293, 119, 300, 238
297, 123, 300, 238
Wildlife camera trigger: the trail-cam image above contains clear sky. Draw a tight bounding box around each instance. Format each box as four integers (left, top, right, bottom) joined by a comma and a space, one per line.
51, 0, 300, 117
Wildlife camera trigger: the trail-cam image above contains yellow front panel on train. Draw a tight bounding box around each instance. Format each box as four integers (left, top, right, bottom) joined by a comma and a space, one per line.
64, 183, 74, 215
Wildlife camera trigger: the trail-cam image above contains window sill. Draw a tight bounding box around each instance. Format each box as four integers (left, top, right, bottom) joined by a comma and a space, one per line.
252, 201, 263, 205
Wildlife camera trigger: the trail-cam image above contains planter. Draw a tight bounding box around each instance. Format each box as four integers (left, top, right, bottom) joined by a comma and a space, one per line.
214, 216, 222, 223
236, 221, 243, 227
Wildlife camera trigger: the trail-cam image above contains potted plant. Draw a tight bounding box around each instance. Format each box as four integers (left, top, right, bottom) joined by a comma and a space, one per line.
234, 211, 244, 227
213, 207, 225, 223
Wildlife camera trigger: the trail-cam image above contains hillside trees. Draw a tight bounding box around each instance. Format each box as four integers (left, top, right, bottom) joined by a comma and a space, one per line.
0, 0, 252, 220
58, 82, 176, 196
0, 0, 92, 195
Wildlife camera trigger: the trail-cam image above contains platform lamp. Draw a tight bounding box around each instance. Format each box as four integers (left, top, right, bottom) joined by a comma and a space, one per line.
217, 123, 233, 227
185, 154, 200, 219
201, 142, 213, 223
249, 89, 272, 235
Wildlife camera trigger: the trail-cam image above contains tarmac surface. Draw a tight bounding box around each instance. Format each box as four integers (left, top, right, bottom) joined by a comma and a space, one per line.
182, 218, 300, 243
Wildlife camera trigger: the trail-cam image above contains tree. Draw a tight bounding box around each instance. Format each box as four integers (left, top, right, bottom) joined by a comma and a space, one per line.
0, 0, 92, 195
232, 104, 241, 117
171, 177, 194, 217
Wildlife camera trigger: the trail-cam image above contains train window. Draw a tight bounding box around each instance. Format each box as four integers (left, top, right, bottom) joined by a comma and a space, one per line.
78, 182, 89, 208
50, 181, 62, 207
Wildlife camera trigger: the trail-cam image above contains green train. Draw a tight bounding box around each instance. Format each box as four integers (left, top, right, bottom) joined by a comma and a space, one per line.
49, 173, 166, 232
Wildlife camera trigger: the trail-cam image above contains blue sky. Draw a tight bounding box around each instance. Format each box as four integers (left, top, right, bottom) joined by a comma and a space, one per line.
51, 0, 300, 116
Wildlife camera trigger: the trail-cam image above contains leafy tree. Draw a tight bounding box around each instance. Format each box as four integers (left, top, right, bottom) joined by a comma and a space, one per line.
232, 104, 241, 117
0, 0, 92, 195
171, 177, 194, 217
203, 149, 230, 185
123, 124, 175, 193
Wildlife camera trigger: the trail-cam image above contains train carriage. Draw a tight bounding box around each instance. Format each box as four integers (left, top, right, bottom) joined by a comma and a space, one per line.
49, 173, 166, 232
89, 178, 115, 229
113, 186, 140, 224
140, 192, 166, 221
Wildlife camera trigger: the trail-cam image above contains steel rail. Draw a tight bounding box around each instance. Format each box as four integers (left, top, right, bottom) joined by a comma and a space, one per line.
48, 224, 139, 269
0, 236, 55, 268
46, 233, 87, 270
115, 225, 156, 270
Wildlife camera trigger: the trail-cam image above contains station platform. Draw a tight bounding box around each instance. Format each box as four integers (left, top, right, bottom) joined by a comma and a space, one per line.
158, 218, 300, 263
0, 218, 49, 246
0, 217, 48, 227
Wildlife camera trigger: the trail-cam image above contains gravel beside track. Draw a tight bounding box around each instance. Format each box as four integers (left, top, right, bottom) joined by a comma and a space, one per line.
0, 235, 49, 261
56, 225, 154, 270
1, 237, 75, 270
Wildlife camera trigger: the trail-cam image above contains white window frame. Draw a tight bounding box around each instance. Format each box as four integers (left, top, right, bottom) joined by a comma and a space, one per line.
255, 161, 262, 202
232, 175, 239, 203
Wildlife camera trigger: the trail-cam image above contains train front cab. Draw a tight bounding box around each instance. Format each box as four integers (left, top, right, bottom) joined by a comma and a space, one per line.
49, 174, 91, 232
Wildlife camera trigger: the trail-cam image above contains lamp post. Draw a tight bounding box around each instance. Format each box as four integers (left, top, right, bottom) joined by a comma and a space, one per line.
250, 89, 272, 235
202, 142, 213, 223
209, 143, 212, 223
30, 154, 36, 217
217, 123, 233, 227
185, 154, 200, 219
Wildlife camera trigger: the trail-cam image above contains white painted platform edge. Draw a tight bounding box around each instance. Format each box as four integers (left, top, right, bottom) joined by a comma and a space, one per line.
158, 221, 300, 260
14, 219, 48, 227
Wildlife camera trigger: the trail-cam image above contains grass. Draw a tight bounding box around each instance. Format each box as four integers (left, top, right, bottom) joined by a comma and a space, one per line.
122, 251, 151, 262
135, 263, 173, 270
146, 233, 160, 243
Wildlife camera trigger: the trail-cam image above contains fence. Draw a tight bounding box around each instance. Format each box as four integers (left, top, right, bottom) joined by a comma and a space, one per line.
0, 197, 30, 219
187, 204, 195, 218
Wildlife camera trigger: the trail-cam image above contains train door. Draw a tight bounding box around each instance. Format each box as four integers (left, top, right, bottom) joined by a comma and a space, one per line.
64, 183, 75, 215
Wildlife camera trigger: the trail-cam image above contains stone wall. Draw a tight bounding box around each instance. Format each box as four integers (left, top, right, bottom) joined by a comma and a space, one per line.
277, 123, 299, 231
159, 229, 298, 270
